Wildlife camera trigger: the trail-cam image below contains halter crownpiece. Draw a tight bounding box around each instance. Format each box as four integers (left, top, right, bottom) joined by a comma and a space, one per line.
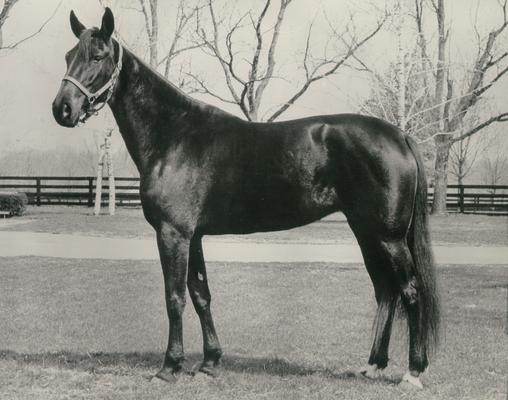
62, 41, 123, 124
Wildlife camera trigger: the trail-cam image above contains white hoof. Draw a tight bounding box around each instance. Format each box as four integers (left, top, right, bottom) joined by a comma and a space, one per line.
401, 371, 423, 389
359, 364, 381, 379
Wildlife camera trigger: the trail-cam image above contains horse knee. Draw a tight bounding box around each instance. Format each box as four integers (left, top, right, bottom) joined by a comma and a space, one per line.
168, 295, 186, 318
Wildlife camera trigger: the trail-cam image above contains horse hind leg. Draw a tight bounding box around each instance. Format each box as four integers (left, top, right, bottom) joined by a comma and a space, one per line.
356, 238, 399, 378
362, 286, 398, 378
360, 292, 398, 379
380, 239, 429, 389
355, 234, 429, 389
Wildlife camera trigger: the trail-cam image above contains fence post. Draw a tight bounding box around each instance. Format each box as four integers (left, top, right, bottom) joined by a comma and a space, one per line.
459, 185, 465, 213
88, 177, 94, 207
36, 178, 41, 206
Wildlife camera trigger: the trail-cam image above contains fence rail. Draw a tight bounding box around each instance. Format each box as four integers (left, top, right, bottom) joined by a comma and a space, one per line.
0, 176, 507, 214
0, 176, 141, 207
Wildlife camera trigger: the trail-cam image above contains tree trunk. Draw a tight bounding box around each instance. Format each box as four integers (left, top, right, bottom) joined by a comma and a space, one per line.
396, 0, 406, 130
94, 143, 106, 216
431, 136, 452, 214
105, 135, 115, 216
149, 0, 158, 68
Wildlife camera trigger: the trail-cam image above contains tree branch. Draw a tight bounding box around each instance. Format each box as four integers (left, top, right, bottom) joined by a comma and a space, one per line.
196, 0, 245, 114
452, 112, 508, 142
1, 0, 62, 50
247, 0, 271, 111
266, 13, 386, 122
253, 0, 292, 112
186, 72, 237, 104
449, 0, 507, 130
162, 1, 202, 78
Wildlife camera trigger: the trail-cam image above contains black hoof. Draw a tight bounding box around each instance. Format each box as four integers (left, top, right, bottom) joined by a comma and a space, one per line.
153, 366, 182, 383
190, 359, 221, 378
198, 363, 220, 378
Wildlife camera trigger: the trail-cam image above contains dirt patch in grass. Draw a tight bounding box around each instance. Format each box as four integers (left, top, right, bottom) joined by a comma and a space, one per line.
0, 257, 506, 399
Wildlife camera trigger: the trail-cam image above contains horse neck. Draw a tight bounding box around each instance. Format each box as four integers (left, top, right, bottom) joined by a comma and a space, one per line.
108, 45, 198, 174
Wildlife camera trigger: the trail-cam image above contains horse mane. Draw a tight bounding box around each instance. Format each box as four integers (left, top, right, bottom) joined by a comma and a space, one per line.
123, 46, 238, 121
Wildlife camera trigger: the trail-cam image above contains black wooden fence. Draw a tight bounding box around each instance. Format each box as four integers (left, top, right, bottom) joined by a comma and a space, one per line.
0, 176, 507, 214
0, 176, 141, 206
428, 184, 508, 215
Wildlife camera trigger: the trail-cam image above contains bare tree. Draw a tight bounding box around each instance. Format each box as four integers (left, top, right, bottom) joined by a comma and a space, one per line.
192, 0, 387, 121
481, 149, 507, 194
135, 0, 201, 78
136, 0, 159, 67
360, 53, 437, 167
0, 0, 62, 51
449, 133, 487, 185
360, 0, 508, 214
425, 0, 508, 214
359, 2, 437, 166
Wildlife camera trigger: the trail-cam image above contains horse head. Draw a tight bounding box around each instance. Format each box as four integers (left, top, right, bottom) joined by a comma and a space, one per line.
52, 8, 120, 127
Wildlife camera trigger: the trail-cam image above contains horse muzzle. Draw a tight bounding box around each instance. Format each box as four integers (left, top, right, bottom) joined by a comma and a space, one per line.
52, 84, 87, 128
52, 100, 77, 127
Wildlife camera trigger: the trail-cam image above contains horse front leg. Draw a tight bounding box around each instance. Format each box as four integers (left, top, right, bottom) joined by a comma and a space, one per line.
155, 222, 190, 382
187, 234, 222, 376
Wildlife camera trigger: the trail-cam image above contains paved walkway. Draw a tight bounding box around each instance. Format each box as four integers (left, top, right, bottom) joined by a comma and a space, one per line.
0, 231, 506, 265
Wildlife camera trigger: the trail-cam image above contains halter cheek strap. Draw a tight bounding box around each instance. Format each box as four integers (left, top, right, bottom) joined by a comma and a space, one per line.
62, 42, 123, 123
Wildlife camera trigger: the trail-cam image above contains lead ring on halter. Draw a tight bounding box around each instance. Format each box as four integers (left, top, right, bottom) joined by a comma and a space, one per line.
62, 41, 123, 124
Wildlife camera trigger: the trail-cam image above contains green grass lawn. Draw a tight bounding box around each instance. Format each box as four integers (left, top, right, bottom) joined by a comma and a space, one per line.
0, 257, 506, 399
1, 205, 507, 246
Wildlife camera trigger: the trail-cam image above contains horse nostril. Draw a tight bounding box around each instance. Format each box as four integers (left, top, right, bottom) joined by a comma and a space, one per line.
62, 103, 71, 119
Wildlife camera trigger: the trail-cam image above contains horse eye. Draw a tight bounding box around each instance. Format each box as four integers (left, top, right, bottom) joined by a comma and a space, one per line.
93, 55, 103, 62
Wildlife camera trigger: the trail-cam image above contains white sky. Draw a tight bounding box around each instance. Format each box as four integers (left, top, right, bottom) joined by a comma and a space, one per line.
0, 0, 506, 155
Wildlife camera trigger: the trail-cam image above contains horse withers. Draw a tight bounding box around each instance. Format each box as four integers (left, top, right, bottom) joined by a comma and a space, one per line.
52, 7, 439, 389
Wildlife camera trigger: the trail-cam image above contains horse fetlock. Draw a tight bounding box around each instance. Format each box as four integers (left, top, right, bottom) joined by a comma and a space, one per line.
165, 349, 185, 368
409, 354, 429, 373
204, 347, 223, 364
368, 348, 390, 370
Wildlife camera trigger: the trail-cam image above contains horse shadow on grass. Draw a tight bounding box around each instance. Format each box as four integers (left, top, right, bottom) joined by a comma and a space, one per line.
0, 349, 398, 384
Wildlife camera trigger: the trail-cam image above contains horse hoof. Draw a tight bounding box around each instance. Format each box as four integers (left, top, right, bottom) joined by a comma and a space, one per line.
359, 364, 381, 379
153, 367, 181, 383
197, 365, 219, 378
192, 360, 220, 378
400, 372, 424, 389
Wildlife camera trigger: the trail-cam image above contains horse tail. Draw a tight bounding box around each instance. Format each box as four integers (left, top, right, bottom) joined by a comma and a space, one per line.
405, 135, 440, 355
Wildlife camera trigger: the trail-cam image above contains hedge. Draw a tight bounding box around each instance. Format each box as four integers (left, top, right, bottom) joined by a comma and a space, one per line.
0, 192, 28, 216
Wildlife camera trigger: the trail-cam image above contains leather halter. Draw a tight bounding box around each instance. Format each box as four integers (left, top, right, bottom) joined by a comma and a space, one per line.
62, 42, 123, 124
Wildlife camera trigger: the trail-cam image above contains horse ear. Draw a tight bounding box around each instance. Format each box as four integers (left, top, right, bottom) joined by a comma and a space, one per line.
70, 10, 86, 38
100, 7, 115, 39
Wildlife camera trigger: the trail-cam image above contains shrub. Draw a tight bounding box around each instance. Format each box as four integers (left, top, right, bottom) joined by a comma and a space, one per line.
0, 192, 28, 216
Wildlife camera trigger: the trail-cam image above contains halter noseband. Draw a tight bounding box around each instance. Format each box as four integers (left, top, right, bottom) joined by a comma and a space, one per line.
62, 42, 123, 124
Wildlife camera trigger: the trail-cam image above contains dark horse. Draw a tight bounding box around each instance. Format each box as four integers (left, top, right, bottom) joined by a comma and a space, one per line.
52, 8, 439, 388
